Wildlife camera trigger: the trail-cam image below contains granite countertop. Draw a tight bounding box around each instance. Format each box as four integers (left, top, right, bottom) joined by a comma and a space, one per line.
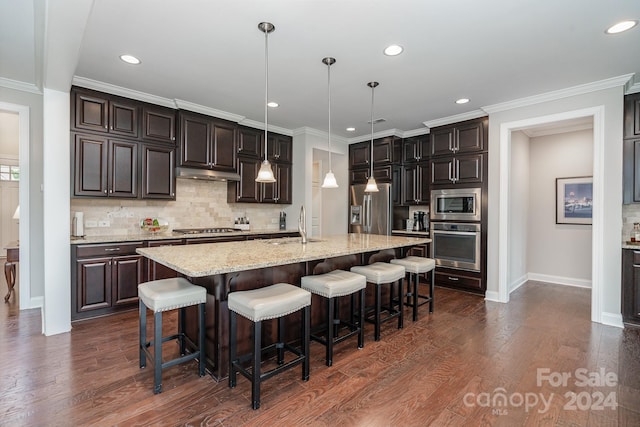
70, 229, 299, 245
391, 229, 430, 236
622, 241, 640, 250
137, 233, 431, 277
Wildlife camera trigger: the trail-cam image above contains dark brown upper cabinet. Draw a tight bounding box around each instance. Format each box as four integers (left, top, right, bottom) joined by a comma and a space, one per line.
625, 92, 640, 139
349, 141, 370, 169
261, 163, 292, 204
73, 88, 139, 138
402, 135, 430, 163
402, 163, 430, 205
227, 157, 261, 203
141, 143, 176, 200
72, 134, 137, 198
142, 105, 176, 144
265, 133, 293, 163
430, 117, 487, 157
179, 111, 237, 171
430, 153, 484, 186
349, 137, 399, 170
237, 126, 262, 158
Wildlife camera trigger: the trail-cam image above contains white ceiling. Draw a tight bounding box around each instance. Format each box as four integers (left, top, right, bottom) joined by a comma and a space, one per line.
2, 0, 640, 139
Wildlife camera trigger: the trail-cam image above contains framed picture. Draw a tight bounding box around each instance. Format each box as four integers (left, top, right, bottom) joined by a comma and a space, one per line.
556, 176, 593, 225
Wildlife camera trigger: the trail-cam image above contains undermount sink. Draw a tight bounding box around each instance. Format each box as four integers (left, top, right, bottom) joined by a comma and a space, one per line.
265, 238, 324, 245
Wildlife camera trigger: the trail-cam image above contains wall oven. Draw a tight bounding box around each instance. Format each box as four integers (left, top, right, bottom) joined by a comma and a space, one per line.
431, 222, 481, 272
431, 187, 481, 222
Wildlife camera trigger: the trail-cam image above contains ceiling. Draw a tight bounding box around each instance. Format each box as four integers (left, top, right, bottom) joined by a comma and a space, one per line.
2, 0, 640, 140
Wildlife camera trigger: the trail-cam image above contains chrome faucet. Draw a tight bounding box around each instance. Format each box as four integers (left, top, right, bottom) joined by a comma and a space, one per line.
299, 205, 307, 244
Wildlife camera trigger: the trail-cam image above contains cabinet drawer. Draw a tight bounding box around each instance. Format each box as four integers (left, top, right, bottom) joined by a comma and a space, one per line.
76, 242, 143, 258
435, 271, 482, 290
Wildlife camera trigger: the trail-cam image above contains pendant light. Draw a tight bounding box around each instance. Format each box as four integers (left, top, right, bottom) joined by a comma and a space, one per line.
256, 22, 276, 183
321, 57, 338, 188
364, 81, 379, 192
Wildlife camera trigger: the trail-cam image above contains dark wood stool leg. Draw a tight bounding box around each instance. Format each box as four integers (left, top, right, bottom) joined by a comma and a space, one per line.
198, 303, 205, 376
326, 296, 334, 367
374, 282, 381, 341
139, 300, 147, 369
277, 316, 285, 365
178, 307, 186, 355
153, 311, 163, 394
252, 320, 262, 410
430, 269, 435, 313
229, 310, 237, 388
398, 278, 404, 329
413, 272, 419, 321
358, 288, 365, 349
302, 306, 310, 381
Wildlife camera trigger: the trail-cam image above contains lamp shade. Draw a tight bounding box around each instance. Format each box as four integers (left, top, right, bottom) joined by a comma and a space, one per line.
12, 205, 19, 220
256, 160, 276, 183
321, 171, 338, 188
364, 177, 379, 192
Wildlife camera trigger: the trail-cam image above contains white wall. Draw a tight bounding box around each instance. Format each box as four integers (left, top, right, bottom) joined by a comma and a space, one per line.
0, 111, 19, 156
528, 129, 593, 287
488, 85, 624, 325
508, 131, 530, 291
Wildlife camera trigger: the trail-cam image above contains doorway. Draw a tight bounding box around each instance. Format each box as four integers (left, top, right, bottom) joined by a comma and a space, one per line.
0, 102, 30, 309
498, 107, 605, 323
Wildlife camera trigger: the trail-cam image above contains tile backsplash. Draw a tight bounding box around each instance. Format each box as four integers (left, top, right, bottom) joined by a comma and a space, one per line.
622, 203, 640, 241
71, 180, 287, 237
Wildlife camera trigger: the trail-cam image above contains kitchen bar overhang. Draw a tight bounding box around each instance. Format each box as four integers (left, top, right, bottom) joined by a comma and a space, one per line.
137, 233, 431, 380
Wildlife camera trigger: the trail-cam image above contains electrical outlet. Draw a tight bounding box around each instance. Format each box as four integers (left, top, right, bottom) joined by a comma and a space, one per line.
98, 220, 110, 227
85, 220, 98, 228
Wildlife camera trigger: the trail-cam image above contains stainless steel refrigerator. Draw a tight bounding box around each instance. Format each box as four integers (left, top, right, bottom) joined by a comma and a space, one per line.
349, 183, 392, 235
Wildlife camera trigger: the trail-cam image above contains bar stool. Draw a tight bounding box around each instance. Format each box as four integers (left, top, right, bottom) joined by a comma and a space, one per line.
301, 270, 366, 366
390, 256, 436, 321
228, 283, 311, 410
138, 277, 207, 394
350, 262, 406, 341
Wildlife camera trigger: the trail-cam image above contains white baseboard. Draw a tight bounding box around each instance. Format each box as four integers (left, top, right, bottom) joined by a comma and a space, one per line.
30, 296, 44, 309
601, 312, 624, 329
509, 274, 528, 293
484, 290, 503, 302
528, 273, 592, 288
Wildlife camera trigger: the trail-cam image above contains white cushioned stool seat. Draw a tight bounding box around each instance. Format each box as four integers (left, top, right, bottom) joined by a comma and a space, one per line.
350, 262, 405, 284
228, 283, 311, 322
390, 256, 436, 274
138, 277, 206, 313
301, 270, 366, 298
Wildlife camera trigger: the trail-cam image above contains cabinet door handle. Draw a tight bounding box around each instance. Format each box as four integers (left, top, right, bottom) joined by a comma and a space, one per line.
104, 248, 121, 252
454, 159, 460, 182
104, 189, 108, 194
448, 276, 459, 281
448, 162, 453, 182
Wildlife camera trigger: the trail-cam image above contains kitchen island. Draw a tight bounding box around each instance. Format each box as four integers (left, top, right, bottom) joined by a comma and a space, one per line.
137, 233, 431, 379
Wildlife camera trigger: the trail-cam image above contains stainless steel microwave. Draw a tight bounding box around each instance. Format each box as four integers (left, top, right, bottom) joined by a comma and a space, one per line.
430, 188, 481, 222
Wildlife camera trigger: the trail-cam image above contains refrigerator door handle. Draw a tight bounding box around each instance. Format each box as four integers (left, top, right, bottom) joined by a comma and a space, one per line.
363, 194, 372, 233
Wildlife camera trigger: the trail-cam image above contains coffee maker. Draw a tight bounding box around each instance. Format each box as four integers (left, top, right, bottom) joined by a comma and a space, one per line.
413, 211, 426, 231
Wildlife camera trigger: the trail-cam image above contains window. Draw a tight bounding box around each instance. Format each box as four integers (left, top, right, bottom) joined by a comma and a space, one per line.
0, 165, 19, 181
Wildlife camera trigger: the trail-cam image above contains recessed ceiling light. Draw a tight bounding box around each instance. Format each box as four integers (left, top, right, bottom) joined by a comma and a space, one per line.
119, 54, 141, 65
383, 44, 404, 56
267, 101, 279, 108
346, 127, 356, 132
456, 98, 470, 104
605, 20, 638, 34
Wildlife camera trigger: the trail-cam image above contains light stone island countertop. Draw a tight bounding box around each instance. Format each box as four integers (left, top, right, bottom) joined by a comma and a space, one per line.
137, 233, 431, 277
70, 229, 299, 245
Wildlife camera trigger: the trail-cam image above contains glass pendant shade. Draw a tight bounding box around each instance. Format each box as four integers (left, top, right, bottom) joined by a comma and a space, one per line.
365, 176, 379, 192
257, 159, 276, 183
321, 170, 338, 188
256, 22, 277, 184
364, 81, 379, 193
321, 56, 338, 189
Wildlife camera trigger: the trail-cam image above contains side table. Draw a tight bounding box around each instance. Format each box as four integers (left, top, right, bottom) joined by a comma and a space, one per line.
4, 241, 18, 302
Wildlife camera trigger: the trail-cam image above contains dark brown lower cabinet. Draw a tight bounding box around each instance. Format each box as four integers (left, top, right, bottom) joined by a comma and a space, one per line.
435, 267, 483, 293
622, 249, 640, 326
72, 242, 144, 320
146, 239, 183, 281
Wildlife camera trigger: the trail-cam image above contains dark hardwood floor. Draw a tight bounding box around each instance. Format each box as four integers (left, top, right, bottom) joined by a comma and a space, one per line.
1, 280, 639, 426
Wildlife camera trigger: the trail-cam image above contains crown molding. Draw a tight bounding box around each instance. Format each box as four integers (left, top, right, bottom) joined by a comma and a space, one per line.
402, 128, 430, 138
423, 109, 487, 129
626, 76, 640, 95
482, 74, 634, 114
173, 99, 246, 123
239, 118, 292, 136
0, 77, 42, 95
347, 128, 403, 144
291, 126, 349, 144
72, 76, 176, 108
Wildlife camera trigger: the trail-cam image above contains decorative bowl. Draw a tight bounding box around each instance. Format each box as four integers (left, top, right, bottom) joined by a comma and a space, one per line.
140, 218, 169, 233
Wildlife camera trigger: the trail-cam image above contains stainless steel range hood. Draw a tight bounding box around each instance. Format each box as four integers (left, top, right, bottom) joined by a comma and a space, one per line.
175, 167, 241, 182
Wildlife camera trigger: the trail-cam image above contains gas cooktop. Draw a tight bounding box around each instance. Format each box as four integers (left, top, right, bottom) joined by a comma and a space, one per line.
173, 227, 238, 234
